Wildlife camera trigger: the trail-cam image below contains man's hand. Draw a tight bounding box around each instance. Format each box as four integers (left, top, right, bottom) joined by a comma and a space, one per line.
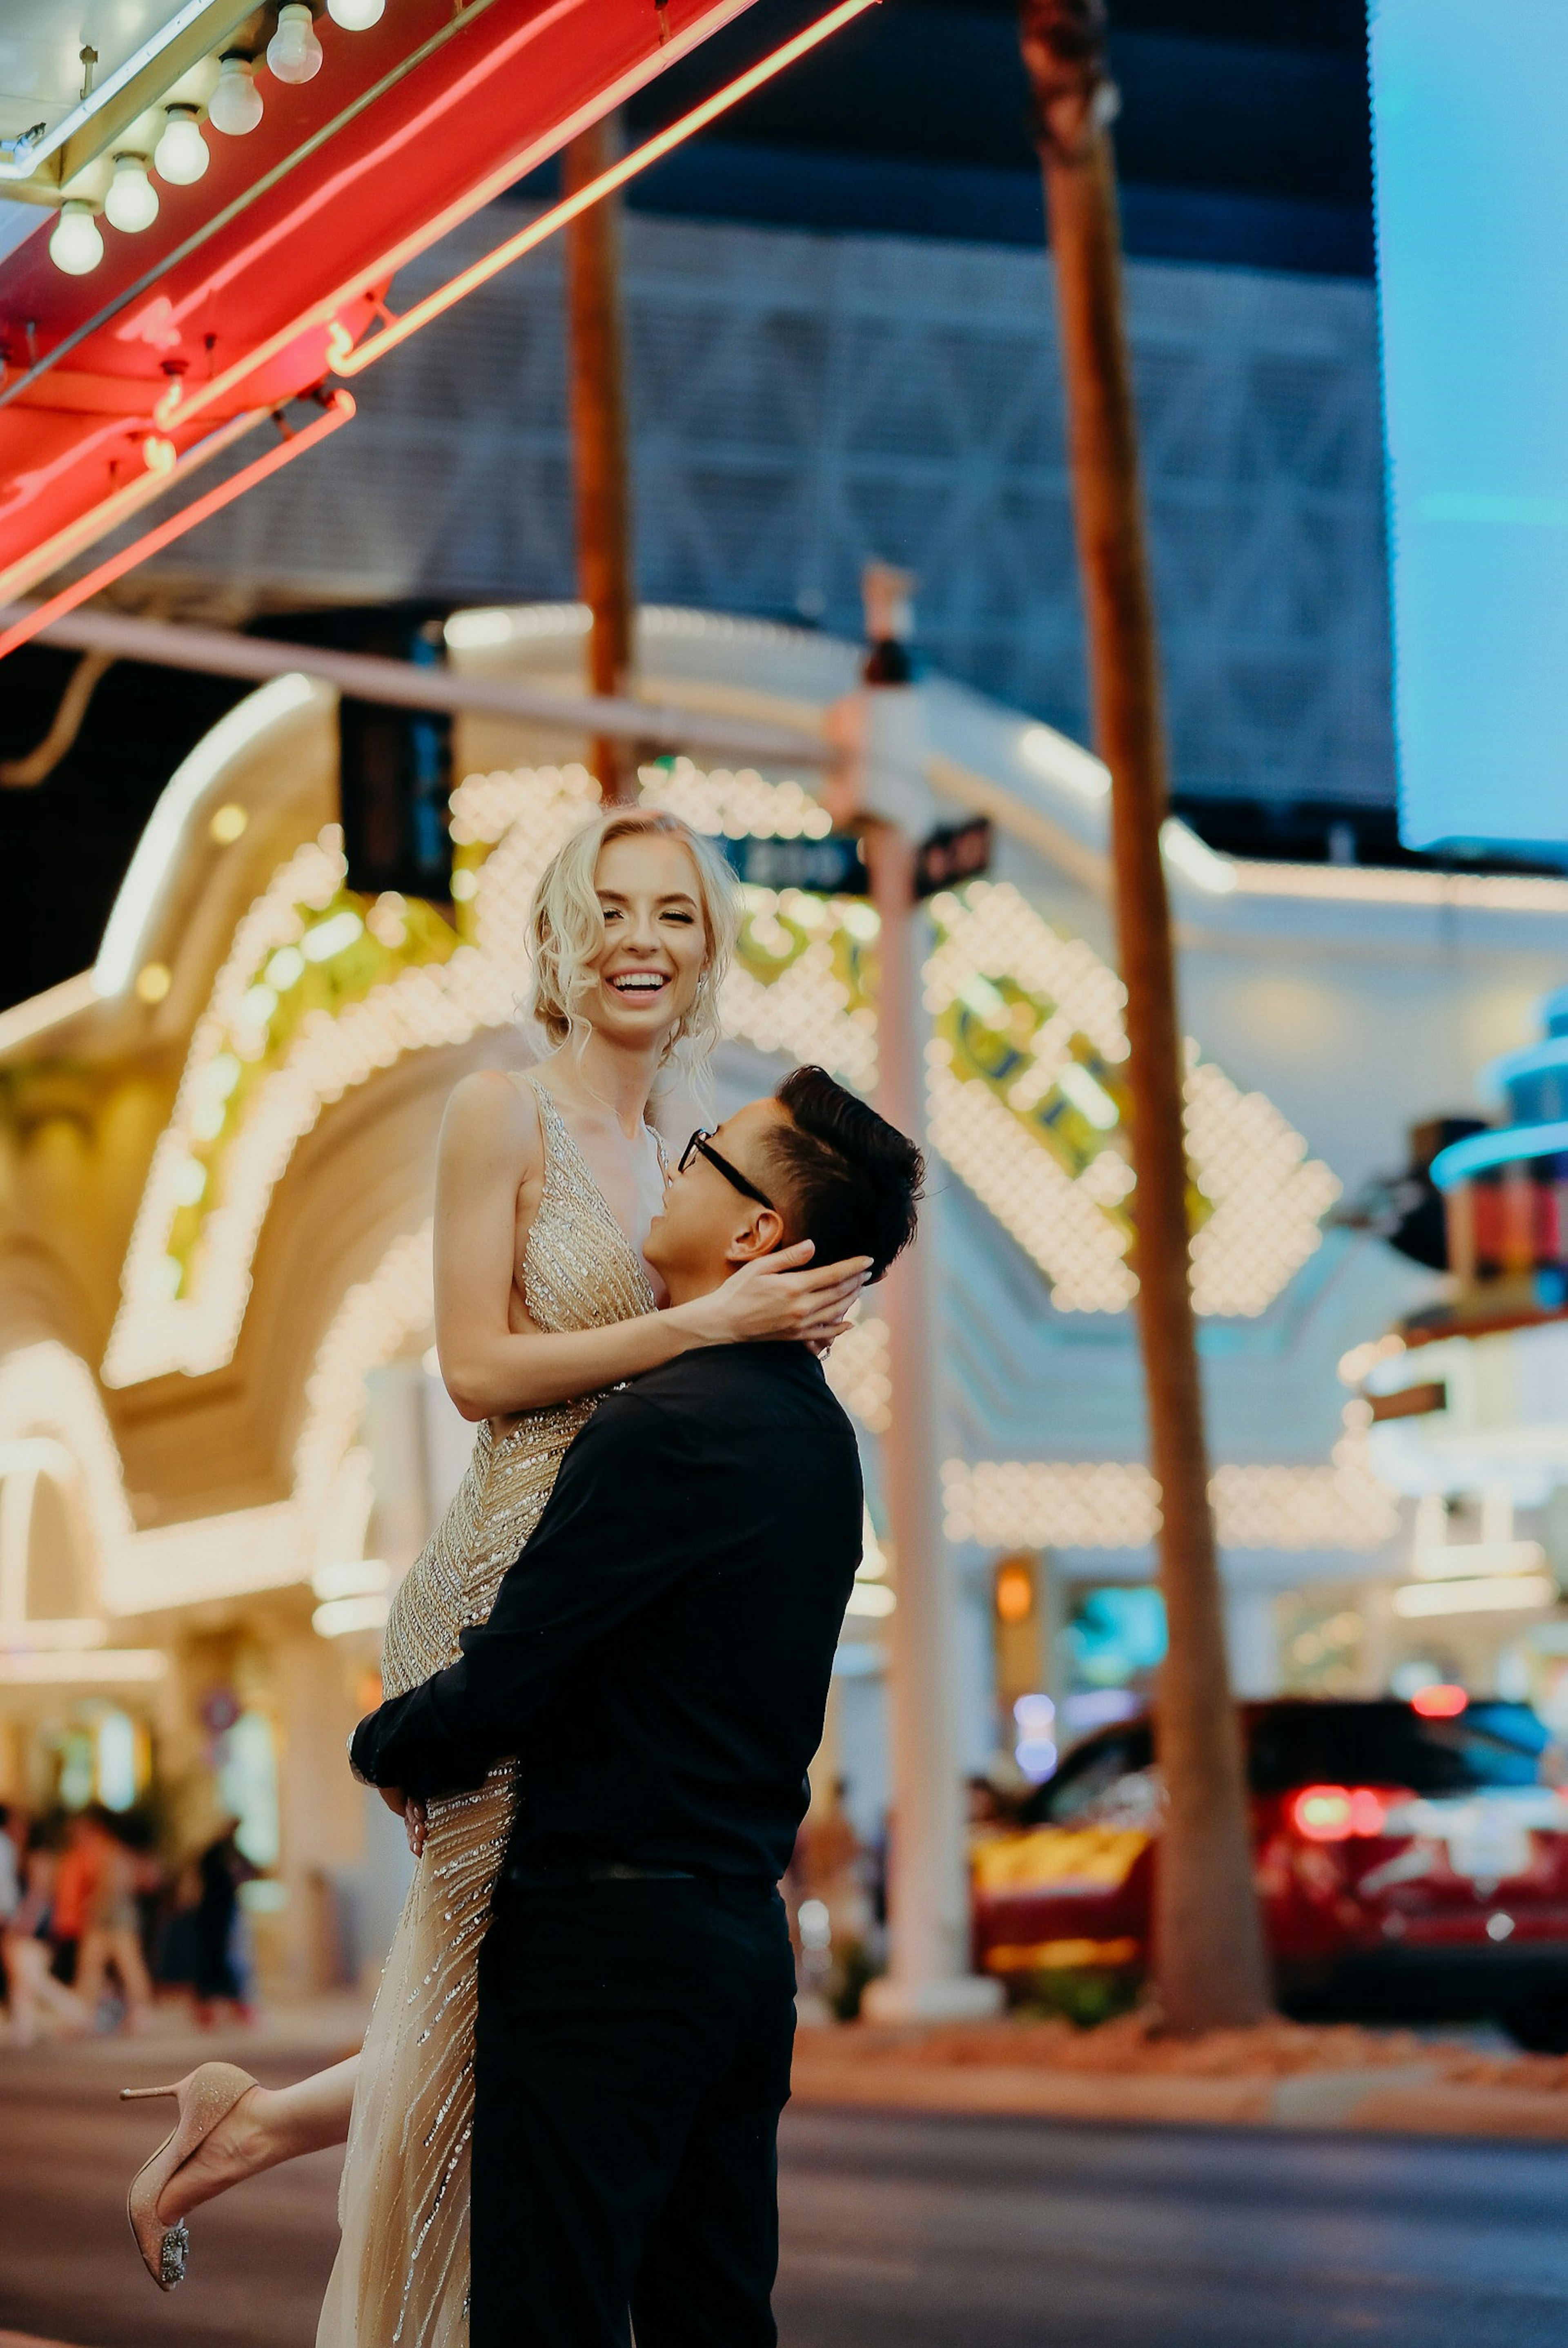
377, 1783, 428, 1859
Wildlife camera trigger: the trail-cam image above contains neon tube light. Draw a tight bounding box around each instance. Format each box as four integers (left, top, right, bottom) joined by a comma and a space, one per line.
151, 0, 596, 430
0, 408, 267, 610
337, 0, 881, 376
0, 392, 355, 667
158, 0, 877, 430
0, 0, 526, 419
142, 0, 736, 436
1429, 1119, 1568, 1191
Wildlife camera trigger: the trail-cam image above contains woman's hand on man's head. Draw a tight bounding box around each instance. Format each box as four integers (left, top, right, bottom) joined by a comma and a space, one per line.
673, 1244, 871, 1349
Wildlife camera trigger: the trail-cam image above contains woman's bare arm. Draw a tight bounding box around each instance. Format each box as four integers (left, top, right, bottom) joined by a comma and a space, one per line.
433, 1073, 864, 1422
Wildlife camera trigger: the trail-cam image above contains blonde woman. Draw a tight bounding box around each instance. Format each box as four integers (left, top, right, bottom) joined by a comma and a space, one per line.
123, 809, 868, 2338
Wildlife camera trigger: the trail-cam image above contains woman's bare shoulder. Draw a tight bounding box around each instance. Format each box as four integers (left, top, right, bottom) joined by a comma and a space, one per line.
440, 1068, 544, 1174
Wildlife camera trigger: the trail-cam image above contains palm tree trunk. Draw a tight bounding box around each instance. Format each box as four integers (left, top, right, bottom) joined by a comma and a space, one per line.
1019, 0, 1270, 2033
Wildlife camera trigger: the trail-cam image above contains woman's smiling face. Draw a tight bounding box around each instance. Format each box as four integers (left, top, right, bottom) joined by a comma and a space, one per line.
586, 831, 710, 1046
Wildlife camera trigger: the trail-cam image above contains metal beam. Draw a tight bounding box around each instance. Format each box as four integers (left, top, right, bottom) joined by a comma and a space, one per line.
1, 604, 834, 767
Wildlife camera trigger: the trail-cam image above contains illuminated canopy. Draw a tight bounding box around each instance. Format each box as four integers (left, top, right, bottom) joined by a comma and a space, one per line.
0, 0, 838, 606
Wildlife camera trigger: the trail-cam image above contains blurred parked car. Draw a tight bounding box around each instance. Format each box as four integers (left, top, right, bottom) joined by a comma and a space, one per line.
971, 1695, 1568, 2049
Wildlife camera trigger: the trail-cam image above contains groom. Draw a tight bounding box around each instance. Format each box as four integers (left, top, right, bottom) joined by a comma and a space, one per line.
351, 1065, 922, 2348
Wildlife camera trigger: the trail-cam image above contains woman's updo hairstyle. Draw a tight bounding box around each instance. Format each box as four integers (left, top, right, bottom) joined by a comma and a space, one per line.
526, 807, 739, 1087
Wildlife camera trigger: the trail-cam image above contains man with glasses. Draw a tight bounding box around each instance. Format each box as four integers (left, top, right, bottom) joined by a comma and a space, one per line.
352, 1065, 922, 2348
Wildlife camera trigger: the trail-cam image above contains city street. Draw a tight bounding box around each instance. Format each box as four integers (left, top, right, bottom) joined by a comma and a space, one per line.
1, 2045, 1567, 2348
8, 4, 1568, 2343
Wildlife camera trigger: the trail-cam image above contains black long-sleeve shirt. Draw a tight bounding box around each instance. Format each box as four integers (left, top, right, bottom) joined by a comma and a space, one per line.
351, 1342, 864, 1884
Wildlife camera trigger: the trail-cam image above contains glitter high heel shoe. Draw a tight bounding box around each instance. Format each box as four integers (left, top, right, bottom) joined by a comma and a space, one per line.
121, 2061, 258, 2290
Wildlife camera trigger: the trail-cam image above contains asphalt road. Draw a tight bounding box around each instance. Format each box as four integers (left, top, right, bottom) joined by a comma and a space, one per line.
2, 2047, 1568, 2347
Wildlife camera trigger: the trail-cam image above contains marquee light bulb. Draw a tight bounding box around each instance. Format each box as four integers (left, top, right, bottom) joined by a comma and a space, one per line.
208, 54, 264, 135
267, 4, 324, 81
49, 201, 104, 275
155, 105, 210, 184
326, 0, 385, 23
105, 153, 160, 233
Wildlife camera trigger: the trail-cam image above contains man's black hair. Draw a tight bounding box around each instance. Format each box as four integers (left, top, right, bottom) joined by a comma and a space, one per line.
768, 1066, 923, 1281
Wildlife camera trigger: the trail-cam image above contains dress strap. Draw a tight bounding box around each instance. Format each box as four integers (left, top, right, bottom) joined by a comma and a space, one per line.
521, 1073, 570, 1170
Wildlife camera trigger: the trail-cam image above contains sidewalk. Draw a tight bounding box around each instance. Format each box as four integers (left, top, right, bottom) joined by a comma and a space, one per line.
0, 1991, 371, 2085
790, 2015, 1568, 2141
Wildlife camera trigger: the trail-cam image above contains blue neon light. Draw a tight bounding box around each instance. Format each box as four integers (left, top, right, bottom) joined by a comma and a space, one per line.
1371, 0, 1568, 852
1429, 1120, 1568, 1192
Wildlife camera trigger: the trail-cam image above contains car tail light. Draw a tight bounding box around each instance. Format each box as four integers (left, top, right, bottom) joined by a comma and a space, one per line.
1410, 1684, 1468, 1718
1290, 1784, 1390, 1842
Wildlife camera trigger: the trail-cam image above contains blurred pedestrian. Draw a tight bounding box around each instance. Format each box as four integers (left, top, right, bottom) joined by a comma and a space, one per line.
0, 1802, 21, 2030
793, 1777, 873, 1939
77, 1815, 155, 2034
50, 1808, 106, 1987
192, 1822, 258, 2027
0, 1802, 21, 1926
789, 1778, 880, 2018
2, 1822, 88, 2046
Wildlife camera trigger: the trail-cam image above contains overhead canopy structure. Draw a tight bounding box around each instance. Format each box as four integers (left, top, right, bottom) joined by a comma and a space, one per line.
0, 0, 862, 625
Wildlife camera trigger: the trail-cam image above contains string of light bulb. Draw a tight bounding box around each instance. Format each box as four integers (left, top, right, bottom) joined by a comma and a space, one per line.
47, 0, 390, 275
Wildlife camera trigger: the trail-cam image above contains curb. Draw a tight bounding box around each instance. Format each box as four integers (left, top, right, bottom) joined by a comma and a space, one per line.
789, 2057, 1568, 2140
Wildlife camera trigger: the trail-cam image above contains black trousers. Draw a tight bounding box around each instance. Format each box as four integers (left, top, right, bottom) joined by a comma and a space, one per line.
471, 1873, 795, 2348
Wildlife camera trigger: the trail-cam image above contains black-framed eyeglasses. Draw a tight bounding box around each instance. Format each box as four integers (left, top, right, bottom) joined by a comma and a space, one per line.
679, 1128, 775, 1211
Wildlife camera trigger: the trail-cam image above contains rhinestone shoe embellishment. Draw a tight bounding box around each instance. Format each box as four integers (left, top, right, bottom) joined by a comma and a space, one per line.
160, 2222, 189, 2287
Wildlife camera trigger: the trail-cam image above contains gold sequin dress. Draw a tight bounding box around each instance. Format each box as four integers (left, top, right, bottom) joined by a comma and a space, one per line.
318, 1078, 658, 2348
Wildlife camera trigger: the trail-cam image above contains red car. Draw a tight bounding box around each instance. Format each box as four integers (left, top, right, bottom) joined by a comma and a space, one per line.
971, 1695, 1568, 2048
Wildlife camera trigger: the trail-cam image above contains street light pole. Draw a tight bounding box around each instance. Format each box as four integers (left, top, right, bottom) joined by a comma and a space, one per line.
1019, 0, 1269, 2031
851, 567, 1002, 2025
564, 120, 635, 804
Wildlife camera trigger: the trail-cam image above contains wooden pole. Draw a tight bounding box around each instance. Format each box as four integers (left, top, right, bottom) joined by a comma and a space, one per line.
564, 121, 635, 803
1020, 0, 1269, 2033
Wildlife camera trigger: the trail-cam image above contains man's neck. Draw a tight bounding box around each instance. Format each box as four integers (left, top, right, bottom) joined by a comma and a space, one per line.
661, 1265, 732, 1310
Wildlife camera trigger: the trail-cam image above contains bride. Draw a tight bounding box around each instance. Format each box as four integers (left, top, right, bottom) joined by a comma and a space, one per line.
122, 807, 867, 2340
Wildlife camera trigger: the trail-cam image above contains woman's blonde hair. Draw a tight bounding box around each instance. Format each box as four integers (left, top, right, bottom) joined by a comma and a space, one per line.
527, 807, 739, 1086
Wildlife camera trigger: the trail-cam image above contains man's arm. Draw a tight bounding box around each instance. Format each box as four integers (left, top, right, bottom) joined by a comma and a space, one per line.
351, 1389, 696, 1801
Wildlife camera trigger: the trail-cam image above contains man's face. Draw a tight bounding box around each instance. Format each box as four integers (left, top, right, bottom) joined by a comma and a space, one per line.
645, 1098, 791, 1291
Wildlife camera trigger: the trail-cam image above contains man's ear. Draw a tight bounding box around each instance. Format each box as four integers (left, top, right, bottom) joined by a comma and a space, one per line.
724, 1206, 787, 1264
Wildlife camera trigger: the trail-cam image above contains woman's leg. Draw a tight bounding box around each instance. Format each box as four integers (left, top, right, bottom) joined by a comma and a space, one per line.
157, 2055, 361, 2224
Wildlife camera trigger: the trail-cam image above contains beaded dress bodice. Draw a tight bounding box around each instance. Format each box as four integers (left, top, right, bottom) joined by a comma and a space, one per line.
379, 1078, 657, 1698
321, 1077, 660, 2348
